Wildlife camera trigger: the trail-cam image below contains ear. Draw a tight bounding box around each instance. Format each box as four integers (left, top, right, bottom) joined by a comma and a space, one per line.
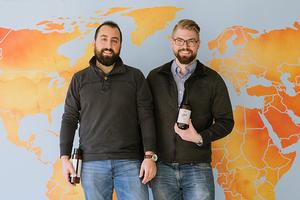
92, 39, 96, 48
169, 36, 173, 45
170, 37, 176, 49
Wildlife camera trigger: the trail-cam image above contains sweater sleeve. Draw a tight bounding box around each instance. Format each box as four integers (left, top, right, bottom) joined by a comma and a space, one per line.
59, 75, 81, 157
135, 70, 156, 153
200, 74, 234, 145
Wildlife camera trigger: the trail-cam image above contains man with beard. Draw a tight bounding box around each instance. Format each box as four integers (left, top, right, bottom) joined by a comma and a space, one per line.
60, 21, 157, 200
147, 19, 234, 200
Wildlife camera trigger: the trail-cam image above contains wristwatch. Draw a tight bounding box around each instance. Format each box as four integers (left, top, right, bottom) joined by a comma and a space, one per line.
144, 153, 158, 162
196, 134, 203, 146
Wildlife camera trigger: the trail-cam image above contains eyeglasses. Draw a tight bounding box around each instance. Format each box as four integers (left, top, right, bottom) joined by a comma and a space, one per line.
173, 38, 199, 47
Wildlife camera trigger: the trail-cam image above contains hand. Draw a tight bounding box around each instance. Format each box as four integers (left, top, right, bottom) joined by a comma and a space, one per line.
139, 159, 157, 184
61, 155, 76, 186
174, 119, 202, 144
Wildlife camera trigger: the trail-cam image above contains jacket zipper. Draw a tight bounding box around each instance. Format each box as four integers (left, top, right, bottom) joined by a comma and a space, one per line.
170, 76, 178, 162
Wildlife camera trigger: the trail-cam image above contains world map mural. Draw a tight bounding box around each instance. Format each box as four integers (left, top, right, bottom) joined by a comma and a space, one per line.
0, 0, 299, 199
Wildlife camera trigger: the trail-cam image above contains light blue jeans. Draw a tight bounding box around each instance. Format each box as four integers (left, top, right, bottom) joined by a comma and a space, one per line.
81, 160, 149, 200
151, 162, 214, 200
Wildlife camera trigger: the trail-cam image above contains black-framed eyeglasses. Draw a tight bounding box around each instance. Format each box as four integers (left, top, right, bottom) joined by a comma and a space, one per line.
173, 38, 199, 47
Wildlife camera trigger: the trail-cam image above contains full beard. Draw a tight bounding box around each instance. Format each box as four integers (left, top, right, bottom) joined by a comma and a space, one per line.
94, 48, 120, 66
174, 49, 196, 65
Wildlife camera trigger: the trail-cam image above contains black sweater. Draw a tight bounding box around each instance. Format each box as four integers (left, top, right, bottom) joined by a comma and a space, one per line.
147, 60, 234, 164
60, 56, 156, 161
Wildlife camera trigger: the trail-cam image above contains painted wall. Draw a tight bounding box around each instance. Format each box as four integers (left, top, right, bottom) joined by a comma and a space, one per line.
0, 0, 299, 199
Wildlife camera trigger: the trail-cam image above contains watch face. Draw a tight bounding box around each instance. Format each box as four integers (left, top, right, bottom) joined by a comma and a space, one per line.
152, 154, 158, 161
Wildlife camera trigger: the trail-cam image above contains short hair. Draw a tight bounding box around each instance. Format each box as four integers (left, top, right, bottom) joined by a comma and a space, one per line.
94, 21, 123, 42
172, 19, 200, 39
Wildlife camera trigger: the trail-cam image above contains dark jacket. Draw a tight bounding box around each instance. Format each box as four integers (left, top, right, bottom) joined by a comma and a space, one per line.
60, 56, 156, 161
147, 60, 234, 164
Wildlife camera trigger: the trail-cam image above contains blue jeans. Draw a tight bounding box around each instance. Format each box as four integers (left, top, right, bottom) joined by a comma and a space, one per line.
81, 160, 149, 200
151, 162, 214, 200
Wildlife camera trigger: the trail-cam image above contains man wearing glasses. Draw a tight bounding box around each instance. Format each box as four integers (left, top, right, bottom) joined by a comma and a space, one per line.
147, 19, 234, 200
